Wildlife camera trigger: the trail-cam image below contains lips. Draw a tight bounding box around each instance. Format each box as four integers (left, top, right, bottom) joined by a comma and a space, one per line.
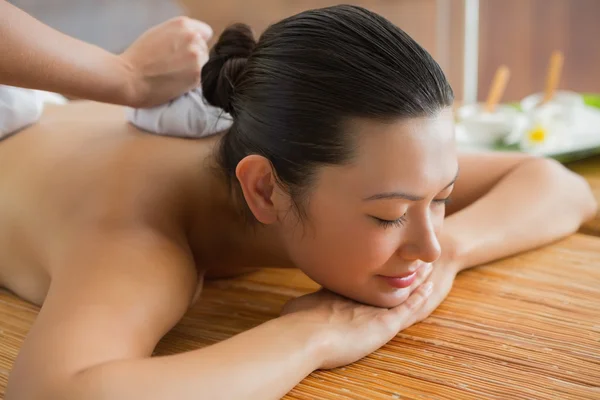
379, 263, 424, 289
380, 272, 417, 289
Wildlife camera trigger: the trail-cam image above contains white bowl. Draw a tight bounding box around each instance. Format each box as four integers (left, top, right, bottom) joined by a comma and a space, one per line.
456, 103, 521, 146
521, 90, 585, 125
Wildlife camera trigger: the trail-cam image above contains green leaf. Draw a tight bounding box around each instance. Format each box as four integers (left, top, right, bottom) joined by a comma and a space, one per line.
583, 94, 600, 109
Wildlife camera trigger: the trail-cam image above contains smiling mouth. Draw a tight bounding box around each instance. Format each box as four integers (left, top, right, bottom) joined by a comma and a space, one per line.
379, 272, 417, 289
378, 263, 424, 289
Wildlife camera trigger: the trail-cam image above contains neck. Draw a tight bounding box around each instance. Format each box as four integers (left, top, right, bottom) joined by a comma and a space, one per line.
185, 155, 293, 273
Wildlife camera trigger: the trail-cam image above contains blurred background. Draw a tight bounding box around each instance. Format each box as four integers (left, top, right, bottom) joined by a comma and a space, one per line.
8, 0, 600, 103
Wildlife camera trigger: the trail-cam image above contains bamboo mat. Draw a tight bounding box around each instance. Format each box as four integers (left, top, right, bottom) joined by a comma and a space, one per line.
1, 234, 599, 399
567, 156, 600, 236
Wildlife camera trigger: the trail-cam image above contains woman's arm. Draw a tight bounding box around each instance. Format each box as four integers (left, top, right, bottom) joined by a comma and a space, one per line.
66, 315, 323, 400
445, 152, 597, 272
404, 153, 597, 323
7, 229, 432, 400
0, 1, 212, 107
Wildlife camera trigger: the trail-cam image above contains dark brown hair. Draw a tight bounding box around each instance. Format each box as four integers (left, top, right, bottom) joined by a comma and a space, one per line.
201, 5, 453, 216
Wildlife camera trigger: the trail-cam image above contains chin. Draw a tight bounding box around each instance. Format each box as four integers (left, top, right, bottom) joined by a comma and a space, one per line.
333, 287, 413, 309
365, 293, 410, 308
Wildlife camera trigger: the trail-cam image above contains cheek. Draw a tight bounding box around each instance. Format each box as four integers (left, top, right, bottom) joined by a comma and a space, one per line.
283, 206, 399, 289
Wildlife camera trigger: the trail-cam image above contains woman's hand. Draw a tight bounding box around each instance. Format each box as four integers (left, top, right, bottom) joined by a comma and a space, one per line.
120, 17, 213, 107
406, 232, 461, 323
409, 260, 458, 324
281, 278, 434, 370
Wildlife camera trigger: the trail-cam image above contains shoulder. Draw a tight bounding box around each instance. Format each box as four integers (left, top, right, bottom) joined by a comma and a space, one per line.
6, 227, 201, 396
53, 226, 200, 328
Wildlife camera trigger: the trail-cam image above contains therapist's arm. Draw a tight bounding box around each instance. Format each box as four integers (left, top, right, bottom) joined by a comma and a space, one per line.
0, 1, 212, 107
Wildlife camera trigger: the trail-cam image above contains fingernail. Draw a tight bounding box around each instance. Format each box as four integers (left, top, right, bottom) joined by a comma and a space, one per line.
423, 282, 434, 295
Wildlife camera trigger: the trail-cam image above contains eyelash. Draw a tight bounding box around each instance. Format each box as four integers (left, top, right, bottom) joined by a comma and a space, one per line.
374, 215, 407, 229
373, 197, 452, 229
434, 197, 452, 206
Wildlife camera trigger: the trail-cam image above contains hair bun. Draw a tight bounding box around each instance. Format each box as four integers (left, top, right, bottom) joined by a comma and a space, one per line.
201, 23, 256, 115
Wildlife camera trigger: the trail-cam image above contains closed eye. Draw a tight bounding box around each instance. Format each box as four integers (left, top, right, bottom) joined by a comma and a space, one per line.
433, 197, 452, 206
372, 215, 407, 229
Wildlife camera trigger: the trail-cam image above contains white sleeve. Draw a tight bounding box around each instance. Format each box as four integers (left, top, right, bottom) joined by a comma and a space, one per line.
126, 88, 233, 138
0, 85, 44, 140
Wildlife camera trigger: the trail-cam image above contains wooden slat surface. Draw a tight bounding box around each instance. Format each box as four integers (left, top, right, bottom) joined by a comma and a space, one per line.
1, 233, 599, 399
567, 156, 600, 236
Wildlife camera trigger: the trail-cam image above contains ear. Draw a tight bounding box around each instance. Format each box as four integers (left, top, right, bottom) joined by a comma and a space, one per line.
235, 155, 283, 224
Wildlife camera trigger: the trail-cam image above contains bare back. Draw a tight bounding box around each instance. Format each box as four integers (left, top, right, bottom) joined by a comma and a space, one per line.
0, 101, 216, 304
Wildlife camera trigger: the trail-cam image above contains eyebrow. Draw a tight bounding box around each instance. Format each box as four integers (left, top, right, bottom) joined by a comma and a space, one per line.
364, 169, 460, 202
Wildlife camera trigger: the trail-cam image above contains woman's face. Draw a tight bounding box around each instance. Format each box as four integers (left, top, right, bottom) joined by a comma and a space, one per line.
278, 110, 458, 307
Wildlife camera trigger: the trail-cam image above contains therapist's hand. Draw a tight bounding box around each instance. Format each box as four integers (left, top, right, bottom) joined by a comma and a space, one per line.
120, 17, 213, 108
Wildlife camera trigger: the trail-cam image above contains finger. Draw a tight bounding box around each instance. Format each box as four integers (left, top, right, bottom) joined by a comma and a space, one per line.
187, 35, 208, 54
407, 263, 433, 293
188, 41, 210, 71
198, 38, 208, 51
185, 19, 214, 41
197, 39, 209, 59
390, 281, 433, 321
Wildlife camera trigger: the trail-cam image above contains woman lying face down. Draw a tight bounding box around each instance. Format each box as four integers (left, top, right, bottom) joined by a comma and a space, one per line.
2, 5, 596, 400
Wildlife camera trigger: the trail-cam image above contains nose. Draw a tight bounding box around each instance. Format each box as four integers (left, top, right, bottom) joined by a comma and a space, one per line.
397, 209, 442, 263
